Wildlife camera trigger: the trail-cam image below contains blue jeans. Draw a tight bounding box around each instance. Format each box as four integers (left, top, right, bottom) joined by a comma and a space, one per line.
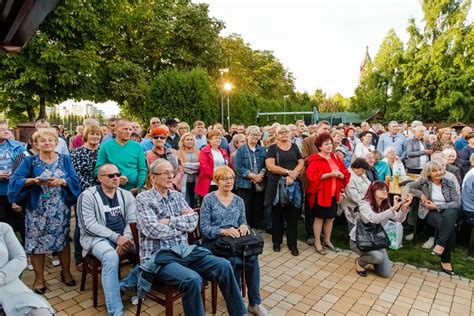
227, 255, 261, 306
154, 254, 247, 316
91, 240, 139, 316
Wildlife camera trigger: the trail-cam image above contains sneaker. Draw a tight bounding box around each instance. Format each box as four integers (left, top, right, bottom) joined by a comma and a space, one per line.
248, 304, 271, 316
131, 296, 143, 305
404, 233, 414, 241
52, 257, 60, 267
306, 237, 315, 246
27, 263, 34, 271
422, 237, 435, 249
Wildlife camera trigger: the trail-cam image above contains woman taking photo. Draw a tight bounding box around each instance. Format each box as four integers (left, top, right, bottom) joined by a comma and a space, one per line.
195, 130, 229, 198
176, 132, 200, 208
349, 181, 412, 277
265, 125, 304, 256
306, 132, 350, 254
409, 161, 461, 275
8, 128, 81, 294
432, 128, 454, 153
354, 131, 375, 158
200, 166, 269, 316
234, 126, 267, 228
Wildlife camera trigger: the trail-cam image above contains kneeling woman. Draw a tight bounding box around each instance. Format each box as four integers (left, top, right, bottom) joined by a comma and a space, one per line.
349, 181, 412, 278
200, 166, 269, 316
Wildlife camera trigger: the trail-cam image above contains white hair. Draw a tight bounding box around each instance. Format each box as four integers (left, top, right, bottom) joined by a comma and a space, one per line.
383, 146, 396, 157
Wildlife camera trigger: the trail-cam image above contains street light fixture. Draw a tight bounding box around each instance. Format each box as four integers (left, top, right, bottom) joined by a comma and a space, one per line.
224, 82, 233, 131
283, 95, 289, 124
219, 68, 230, 125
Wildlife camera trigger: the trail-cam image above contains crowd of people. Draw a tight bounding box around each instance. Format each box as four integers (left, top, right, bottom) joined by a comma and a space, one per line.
0, 116, 473, 315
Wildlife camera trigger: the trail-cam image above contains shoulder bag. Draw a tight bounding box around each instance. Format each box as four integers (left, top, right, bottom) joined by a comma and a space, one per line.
355, 214, 390, 252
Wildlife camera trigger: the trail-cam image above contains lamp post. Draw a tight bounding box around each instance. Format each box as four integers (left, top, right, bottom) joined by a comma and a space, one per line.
283, 95, 289, 124
219, 68, 229, 125
224, 82, 233, 131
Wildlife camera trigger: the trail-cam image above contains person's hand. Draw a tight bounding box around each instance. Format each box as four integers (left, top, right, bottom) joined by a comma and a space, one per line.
0, 172, 10, 180
401, 194, 414, 212
116, 245, 126, 257
424, 200, 438, 210
182, 208, 194, 215
391, 195, 403, 212
286, 176, 294, 185
116, 236, 133, 251
425, 149, 433, 155
254, 173, 264, 183
288, 169, 299, 179
420, 193, 429, 205
12, 203, 22, 212
335, 170, 344, 179
238, 224, 250, 236
159, 218, 170, 225
222, 227, 240, 238
48, 177, 66, 187
119, 175, 128, 185
130, 188, 138, 195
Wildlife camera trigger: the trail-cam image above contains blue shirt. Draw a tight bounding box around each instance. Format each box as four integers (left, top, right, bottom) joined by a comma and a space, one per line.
462, 169, 474, 212
0, 140, 24, 195
377, 133, 406, 158
195, 135, 207, 150
454, 137, 468, 151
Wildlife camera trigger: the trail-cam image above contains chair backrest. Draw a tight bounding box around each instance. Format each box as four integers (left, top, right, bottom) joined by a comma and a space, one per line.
187, 208, 202, 244
130, 222, 141, 262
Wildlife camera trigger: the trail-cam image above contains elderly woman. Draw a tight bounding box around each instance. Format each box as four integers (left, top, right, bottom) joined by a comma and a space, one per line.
265, 125, 304, 256
195, 130, 230, 198
331, 130, 351, 167
342, 158, 372, 230
176, 132, 200, 208
442, 147, 464, 185
306, 132, 350, 255
354, 131, 375, 158
406, 125, 432, 174
348, 181, 412, 277
409, 161, 461, 275
364, 152, 378, 182
200, 166, 270, 316
373, 150, 391, 181
0, 223, 54, 315
8, 128, 81, 294
432, 127, 454, 153
382, 146, 406, 177
71, 124, 102, 270
234, 126, 267, 228
230, 133, 247, 168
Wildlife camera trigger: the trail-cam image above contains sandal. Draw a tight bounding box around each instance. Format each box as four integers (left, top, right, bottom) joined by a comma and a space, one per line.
314, 245, 327, 255
355, 258, 367, 277
322, 242, 341, 252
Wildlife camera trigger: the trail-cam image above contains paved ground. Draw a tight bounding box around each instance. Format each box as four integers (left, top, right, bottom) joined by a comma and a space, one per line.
20, 233, 474, 315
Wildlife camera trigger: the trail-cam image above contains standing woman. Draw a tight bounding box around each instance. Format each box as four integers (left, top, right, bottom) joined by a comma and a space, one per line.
195, 130, 229, 198
176, 132, 201, 208
354, 131, 375, 158
432, 127, 454, 153
177, 122, 190, 137
331, 130, 351, 167
234, 125, 267, 228
265, 125, 304, 256
306, 132, 350, 254
70, 124, 102, 270
348, 181, 412, 277
8, 128, 81, 294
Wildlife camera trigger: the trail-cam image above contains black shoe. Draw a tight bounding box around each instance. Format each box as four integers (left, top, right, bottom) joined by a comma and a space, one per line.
34, 286, 47, 294
60, 272, 76, 287
440, 263, 455, 276
290, 247, 299, 256
355, 259, 368, 277
272, 244, 281, 252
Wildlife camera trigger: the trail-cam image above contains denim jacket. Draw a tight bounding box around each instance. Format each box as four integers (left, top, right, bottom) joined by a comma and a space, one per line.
234, 144, 267, 189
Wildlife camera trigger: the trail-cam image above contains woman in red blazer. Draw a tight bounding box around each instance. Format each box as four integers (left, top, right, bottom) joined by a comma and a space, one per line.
306, 132, 350, 255
195, 129, 230, 197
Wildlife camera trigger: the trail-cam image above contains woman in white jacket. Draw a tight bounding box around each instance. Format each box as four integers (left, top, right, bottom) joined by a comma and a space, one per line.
0, 223, 54, 315
348, 181, 413, 278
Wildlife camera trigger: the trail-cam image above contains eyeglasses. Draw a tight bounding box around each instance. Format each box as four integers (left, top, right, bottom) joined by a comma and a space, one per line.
151, 121, 160, 125
219, 177, 235, 181
153, 135, 167, 140
152, 171, 175, 177
100, 172, 121, 178
250, 133, 261, 137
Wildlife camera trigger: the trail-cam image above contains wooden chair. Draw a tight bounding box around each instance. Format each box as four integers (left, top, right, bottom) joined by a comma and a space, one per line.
132, 209, 218, 316
79, 224, 139, 308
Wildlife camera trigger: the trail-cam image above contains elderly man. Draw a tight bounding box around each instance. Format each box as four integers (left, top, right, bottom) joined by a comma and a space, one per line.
406, 125, 432, 174
95, 119, 147, 194
359, 121, 378, 147
77, 163, 138, 316
454, 126, 472, 151
136, 159, 246, 316
377, 121, 406, 158
141, 117, 161, 152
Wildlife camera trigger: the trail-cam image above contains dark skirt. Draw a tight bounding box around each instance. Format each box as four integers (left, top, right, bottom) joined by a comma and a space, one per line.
312, 196, 337, 219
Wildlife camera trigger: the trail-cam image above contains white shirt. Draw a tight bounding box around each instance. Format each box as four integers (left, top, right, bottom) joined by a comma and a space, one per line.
431, 183, 446, 205
210, 149, 225, 185
354, 142, 374, 158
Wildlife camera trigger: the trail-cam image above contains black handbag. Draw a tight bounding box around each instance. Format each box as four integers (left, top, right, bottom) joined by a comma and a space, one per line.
355, 219, 390, 252
211, 228, 264, 258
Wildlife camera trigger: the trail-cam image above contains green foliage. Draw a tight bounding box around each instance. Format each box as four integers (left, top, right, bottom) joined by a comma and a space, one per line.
144, 68, 219, 125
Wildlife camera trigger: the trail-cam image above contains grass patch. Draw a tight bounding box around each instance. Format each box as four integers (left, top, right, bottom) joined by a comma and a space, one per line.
296, 218, 474, 280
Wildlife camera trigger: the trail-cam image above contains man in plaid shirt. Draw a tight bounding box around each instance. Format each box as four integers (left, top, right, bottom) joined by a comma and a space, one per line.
136, 159, 246, 316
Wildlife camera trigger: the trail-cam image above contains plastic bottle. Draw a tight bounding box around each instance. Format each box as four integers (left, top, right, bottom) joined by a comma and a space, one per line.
393, 171, 400, 188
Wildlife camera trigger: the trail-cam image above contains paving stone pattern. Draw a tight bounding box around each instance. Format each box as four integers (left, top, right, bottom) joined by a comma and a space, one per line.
20, 233, 474, 315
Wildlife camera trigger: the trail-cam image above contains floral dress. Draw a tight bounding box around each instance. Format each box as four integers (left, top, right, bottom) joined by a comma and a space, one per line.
25, 155, 70, 254
71, 146, 99, 191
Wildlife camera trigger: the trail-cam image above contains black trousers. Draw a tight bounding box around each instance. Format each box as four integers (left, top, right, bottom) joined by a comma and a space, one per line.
0, 195, 25, 245
236, 187, 264, 229
304, 197, 315, 239
271, 203, 299, 248
425, 208, 461, 263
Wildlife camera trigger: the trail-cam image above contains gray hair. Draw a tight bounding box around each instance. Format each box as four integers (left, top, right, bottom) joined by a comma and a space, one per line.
388, 121, 398, 127
413, 125, 426, 133
232, 133, 246, 145
245, 125, 261, 136
442, 147, 457, 158
411, 120, 423, 128
383, 146, 396, 157
421, 161, 445, 180
275, 124, 289, 135
149, 158, 172, 174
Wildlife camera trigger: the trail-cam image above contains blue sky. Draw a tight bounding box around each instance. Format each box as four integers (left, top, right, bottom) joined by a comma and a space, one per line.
195, 0, 473, 97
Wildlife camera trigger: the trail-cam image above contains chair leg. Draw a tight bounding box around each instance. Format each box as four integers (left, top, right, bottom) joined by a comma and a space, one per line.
241, 268, 247, 298
469, 227, 474, 257
165, 292, 174, 316
201, 285, 206, 310
80, 261, 87, 291
92, 261, 99, 308
136, 296, 142, 316
211, 281, 218, 315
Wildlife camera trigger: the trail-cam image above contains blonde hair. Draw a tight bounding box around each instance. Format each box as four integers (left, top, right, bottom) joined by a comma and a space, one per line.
177, 122, 190, 136
83, 125, 103, 142
213, 166, 235, 183
32, 128, 58, 144
177, 132, 200, 163
420, 161, 445, 180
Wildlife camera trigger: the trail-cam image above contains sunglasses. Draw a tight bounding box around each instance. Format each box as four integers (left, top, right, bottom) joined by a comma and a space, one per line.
153, 135, 167, 140
101, 172, 121, 179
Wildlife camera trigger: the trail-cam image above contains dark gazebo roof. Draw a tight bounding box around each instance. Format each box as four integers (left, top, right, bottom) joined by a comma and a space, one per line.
0, 0, 60, 53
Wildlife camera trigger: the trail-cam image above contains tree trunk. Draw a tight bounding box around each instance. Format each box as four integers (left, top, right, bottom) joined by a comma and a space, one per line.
37, 96, 46, 120
26, 104, 36, 122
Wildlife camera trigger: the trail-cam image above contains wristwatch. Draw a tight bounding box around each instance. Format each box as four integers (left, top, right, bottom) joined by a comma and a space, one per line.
286, 169, 290, 175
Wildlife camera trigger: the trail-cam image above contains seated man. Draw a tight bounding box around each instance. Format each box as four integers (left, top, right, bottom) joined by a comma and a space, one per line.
136, 159, 246, 316
77, 163, 138, 316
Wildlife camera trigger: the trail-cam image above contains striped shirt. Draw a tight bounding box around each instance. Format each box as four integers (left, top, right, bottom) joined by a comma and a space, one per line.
136, 188, 197, 263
